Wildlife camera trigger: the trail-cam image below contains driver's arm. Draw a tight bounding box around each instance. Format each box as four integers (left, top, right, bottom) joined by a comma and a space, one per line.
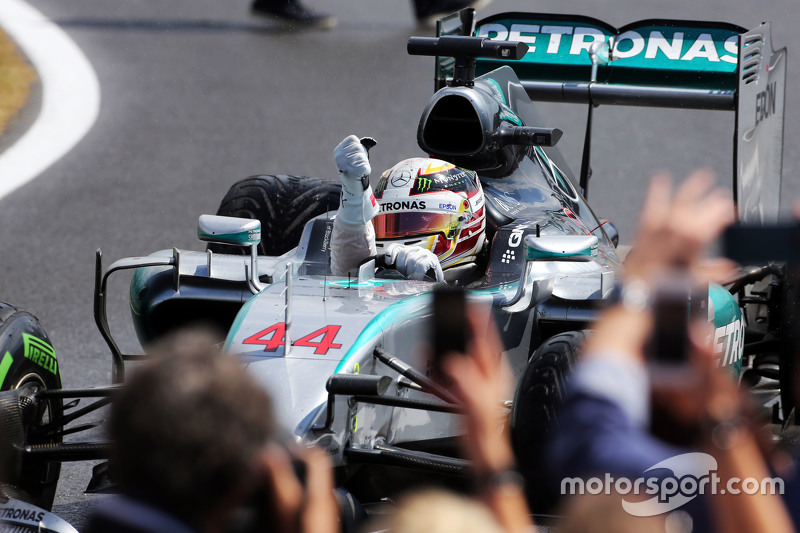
330, 135, 379, 276
331, 135, 444, 282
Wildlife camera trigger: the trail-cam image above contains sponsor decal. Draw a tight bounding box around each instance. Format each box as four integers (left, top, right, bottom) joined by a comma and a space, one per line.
0, 351, 12, 389
374, 176, 388, 199
379, 200, 427, 212
502, 223, 532, 264
411, 171, 475, 195
438, 202, 458, 212
323, 278, 407, 288
391, 172, 412, 187
755, 82, 777, 127
0, 506, 46, 523
501, 249, 516, 264
321, 223, 332, 252
713, 318, 745, 366
22, 333, 57, 376
478, 24, 738, 65
243, 323, 342, 355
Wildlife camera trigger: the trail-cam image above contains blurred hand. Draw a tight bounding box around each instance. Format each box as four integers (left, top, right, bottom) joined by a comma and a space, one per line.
624, 169, 735, 283
257, 444, 339, 533
440, 303, 514, 475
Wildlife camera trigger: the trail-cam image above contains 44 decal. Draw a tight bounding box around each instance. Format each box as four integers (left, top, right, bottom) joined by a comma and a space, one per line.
243, 323, 343, 355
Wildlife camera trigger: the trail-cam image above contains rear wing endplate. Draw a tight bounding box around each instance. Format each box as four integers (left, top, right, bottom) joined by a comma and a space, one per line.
434, 11, 786, 224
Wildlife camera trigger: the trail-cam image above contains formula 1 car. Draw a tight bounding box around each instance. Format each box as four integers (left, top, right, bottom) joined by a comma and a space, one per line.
0, 8, 788, 529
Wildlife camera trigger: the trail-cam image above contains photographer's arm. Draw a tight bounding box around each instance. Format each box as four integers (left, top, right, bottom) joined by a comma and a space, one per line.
687, 332, 796, 533
441, 304, 534, 533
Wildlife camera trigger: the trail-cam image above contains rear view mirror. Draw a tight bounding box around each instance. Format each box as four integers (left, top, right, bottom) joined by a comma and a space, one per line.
197, 215, 261, 247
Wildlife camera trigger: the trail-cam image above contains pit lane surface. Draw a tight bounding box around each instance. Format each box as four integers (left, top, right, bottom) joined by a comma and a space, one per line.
1, 0, 798, 529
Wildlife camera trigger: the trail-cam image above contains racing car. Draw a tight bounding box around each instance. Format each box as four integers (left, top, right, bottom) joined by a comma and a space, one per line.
0, 7, 788, 529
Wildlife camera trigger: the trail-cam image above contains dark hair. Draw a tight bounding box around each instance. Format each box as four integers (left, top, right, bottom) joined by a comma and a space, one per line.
109, 328, 275, 525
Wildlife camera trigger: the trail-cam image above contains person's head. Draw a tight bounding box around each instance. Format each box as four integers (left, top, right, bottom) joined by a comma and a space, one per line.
380, 489, 505, 533
556, 493, 676, 533
372, 158, 486, 269
108, 328, 275, 529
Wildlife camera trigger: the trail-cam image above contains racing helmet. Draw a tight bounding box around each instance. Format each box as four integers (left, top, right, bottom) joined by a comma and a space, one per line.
372, 158, 486, 269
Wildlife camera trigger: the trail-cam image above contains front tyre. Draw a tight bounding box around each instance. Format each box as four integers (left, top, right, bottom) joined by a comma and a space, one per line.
0, 302, 63, 510
510, 330, 586, 514
210, 174, 342, 256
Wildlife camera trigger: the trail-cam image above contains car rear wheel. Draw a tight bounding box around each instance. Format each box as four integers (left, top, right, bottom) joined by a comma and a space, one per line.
0, 302, 63, 510
210, 174, 342, 256
510, 330, 586, 514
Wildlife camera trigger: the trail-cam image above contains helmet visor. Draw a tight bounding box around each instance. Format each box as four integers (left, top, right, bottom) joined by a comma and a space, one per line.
373, 211, 463, 240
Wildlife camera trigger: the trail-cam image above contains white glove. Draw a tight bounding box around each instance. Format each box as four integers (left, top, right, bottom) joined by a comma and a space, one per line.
334, 135, 379, 231
385, 243, 444, 282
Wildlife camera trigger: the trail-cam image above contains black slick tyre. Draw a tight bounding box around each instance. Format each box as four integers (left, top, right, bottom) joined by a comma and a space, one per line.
210, 174, 342, 256
510, 330, 586, 514
0, 302, 63, 510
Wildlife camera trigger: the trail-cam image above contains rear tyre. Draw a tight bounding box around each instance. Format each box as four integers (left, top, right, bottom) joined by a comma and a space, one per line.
0, 302, 63, 510
510, 330, 586, 514
210, 174, 342, 256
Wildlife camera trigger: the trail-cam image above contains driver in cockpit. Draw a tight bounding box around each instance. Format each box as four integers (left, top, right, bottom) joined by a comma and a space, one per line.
330, 135, 487, 284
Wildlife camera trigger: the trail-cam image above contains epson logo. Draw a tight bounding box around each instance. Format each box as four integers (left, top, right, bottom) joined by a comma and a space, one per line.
439, 202, 458, 211
380, 200, 427, 212
755, 82, 777, 127
478, 24, 738, 64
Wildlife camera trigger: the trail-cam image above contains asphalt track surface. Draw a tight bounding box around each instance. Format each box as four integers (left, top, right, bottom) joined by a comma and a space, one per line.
1, 0, 799, 529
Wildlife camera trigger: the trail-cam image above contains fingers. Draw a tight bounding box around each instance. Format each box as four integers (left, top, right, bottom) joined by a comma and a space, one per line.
384, 242, 401, 266
466, 302, 502, 377
257, 444, 339, 533
296, 447, 339, 533
627, 168, 735, 281
431, 262, 444, 282
257, 445, 304, 532
334, 135, 370, 177
637, 171, 673, 235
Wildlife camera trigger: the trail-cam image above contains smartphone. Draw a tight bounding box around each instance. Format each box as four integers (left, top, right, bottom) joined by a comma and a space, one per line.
650, 279, 692, 366
431, 286, 469, 376
723, 222, 800, 264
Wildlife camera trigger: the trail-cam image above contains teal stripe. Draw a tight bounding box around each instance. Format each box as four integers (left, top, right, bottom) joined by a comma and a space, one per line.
224, 295, 261, 351
334, 292, 432, 374
332, 289, 497, 374
0, 352, 13, 389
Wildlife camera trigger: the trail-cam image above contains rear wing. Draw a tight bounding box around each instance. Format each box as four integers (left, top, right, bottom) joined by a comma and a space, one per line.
434, 11, 786, 224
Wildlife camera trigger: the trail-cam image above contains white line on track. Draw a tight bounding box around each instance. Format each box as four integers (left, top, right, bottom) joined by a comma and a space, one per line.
0, 0, 100, 200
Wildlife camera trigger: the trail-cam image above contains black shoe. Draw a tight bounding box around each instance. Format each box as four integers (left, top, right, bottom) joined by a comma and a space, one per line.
414, 0, 492, 27
251, 0, 337, 29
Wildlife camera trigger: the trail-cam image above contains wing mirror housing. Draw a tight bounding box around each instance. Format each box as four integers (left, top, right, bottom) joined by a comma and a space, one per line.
197, 215, 264, 293
197, 215, 261, 247
500, 234, 600, 312
525, 234, 598, 261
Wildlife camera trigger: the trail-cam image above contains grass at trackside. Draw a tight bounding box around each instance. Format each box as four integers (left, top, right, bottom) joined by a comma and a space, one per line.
0, 29, 35, 137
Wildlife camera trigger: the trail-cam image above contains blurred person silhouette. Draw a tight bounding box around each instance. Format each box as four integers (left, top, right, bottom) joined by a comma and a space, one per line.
539, 170, 795, 532
250, 0, 492, 29
85, 328, 339, 533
